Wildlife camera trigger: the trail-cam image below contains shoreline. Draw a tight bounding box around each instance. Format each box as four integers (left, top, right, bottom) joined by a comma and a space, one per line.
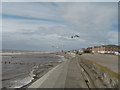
20, 61, 62, 88
1, 52, 64, 89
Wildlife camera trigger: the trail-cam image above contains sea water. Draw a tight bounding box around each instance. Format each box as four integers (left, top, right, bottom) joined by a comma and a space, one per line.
1, 52, 64, 88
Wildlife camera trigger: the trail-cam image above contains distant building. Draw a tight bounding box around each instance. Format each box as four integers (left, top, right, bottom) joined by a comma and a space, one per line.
92, 46, 99, 53
78, 48, 85, 53
86, 47, 92, 51
78, 45, 120, 55
99, 45, 118, 54
92, 45, 120, 54
79, 47, 92, 53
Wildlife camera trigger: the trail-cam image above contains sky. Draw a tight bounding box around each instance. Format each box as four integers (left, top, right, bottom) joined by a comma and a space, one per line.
1, 2, 118, 51
1, 0, 119, 2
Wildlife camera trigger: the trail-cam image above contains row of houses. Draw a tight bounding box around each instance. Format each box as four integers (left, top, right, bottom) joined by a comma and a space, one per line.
79, 45, 120, 55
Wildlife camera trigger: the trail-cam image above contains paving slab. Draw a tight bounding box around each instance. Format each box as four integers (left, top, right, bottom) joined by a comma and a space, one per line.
28, 57, 88, 88
65, 58, 88, 88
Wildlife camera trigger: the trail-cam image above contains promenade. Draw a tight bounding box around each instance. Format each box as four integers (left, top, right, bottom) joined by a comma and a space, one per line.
28, 57, 89, 88
28, 53, 119, 88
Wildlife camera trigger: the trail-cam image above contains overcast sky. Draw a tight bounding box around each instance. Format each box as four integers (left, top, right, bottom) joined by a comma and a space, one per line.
2, 2, 118, 51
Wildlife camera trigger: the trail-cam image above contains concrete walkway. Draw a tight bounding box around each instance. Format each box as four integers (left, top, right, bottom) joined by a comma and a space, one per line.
28, 53, 119, 88
28, 58, 88, 88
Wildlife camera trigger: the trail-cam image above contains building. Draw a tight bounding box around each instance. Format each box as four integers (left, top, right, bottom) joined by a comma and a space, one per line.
92, 46, 99, 53
78, 45, 120, 55
92, 45, 120, 54
98, 45, 106, 54
99, 45, 118, 54
78, 48, 85, 53
86, 47, 92, 51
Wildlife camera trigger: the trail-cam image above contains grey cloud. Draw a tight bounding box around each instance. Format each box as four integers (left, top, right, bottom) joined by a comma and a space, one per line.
2, 2, 118, 51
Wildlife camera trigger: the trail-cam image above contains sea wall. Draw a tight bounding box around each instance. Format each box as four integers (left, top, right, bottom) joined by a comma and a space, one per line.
78, 56, 119, 88
56, 52, 119, 88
